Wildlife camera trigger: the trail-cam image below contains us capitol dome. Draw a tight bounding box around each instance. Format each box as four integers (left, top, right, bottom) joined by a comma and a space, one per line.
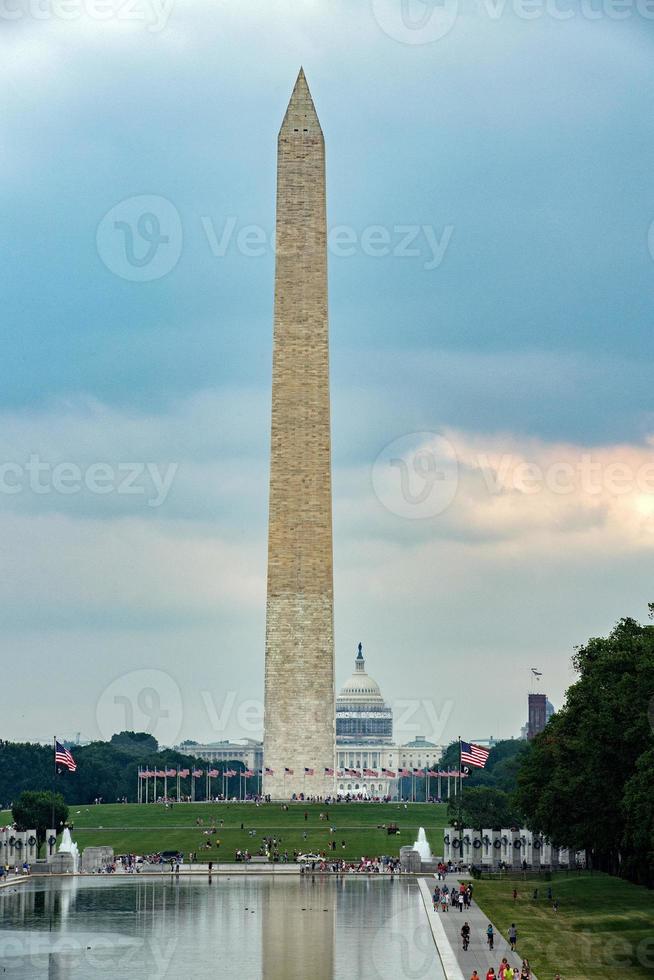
336, 643, 393, 744
335, 643, 441, 798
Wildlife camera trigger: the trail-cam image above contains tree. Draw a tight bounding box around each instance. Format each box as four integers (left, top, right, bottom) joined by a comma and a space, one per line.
621, 748, 654, 888
12, 790, 69, 849
439, 739, 529, 793
447, 786, 521, 829
516, 614, 654, 880
110, 732, 158, 755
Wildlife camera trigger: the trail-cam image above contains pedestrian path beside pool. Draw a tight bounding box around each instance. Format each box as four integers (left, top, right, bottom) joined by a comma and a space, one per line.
419, 876, 537, 979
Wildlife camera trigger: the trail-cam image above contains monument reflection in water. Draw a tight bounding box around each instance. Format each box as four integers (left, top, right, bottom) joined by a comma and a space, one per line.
0, 876, 445, 980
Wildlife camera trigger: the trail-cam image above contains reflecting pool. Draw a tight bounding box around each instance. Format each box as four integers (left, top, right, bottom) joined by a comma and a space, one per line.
0, 876, 445, 979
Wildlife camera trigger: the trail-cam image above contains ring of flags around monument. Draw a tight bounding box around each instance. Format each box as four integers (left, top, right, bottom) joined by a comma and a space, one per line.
134, 764, 474, 789
132, 737, 487, 799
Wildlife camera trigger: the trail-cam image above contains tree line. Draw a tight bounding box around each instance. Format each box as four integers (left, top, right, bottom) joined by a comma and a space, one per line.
0, 732, 256, 809
440, 609, 653, 889
516, 611, 654, 888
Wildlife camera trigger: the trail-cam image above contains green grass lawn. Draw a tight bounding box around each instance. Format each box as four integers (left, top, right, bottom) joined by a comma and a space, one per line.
473, 872, 654, 980
6, 801, 446, 863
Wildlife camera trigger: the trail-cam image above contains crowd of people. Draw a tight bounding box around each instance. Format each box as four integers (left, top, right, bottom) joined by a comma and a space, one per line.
299, 856, 402, 874
468, 962, 534, 980
433, 880, 474, 912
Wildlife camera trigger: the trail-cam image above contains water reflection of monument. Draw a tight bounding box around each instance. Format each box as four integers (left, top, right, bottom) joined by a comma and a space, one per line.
261, 877, 334, 980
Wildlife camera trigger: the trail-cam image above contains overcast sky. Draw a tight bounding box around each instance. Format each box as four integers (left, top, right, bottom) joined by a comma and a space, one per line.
2, 1, 653, 749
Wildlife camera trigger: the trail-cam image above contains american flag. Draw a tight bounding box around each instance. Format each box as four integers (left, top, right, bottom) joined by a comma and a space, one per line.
363, 769, 378, 777
304, 767, 314, 775
460, 741, 490, 768
55, 740, 77, 772
165, 769, 177, 777
225, 769, 237, 777
208, 769, 219, 778
382, 768, 396, 777
265, 767, 274, 775
284, 767, 294, 775
179, 769, 189, 778
324, 767, 334, 776
399, 768, 411, 777
413, 768, 425, 777
192, 769, 203, 778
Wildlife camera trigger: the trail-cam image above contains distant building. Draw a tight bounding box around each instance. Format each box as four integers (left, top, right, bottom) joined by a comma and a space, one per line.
524, 693, 555, 739
179, 646, 444, 798
335, 645, 443, 798
175, 739, 263, 771
336, 643, 393, 744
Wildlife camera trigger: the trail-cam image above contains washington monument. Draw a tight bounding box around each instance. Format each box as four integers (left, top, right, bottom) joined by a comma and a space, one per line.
263, 69, 335, 799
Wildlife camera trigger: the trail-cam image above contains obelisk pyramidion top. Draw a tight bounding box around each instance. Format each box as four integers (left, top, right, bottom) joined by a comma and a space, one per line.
263, 70, 336, 800
279, 67, 322, 137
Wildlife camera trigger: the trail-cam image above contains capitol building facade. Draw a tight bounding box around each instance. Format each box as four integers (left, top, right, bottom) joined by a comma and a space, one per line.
334, 644, 442, 798
180, 644, 442, 799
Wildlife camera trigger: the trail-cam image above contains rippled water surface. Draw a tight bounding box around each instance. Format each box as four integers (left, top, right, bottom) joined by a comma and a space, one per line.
0, 875, 444, 979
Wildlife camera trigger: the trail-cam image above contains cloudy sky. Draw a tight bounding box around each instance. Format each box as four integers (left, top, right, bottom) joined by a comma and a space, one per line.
2, 1, 653, 749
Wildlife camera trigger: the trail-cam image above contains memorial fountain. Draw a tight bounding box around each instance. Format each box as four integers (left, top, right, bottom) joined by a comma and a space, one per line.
51, 827, 80, 873
412, 827, 433, 863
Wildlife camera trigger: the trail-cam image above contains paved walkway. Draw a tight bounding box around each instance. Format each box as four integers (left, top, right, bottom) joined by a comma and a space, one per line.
0, 875, 28, 890
422, 876, 537, 979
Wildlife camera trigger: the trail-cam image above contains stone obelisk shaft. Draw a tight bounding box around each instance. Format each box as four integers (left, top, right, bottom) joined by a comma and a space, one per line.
263, 70, 335, 799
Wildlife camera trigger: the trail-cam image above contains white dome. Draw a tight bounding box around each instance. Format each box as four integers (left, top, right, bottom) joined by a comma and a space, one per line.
337, 669, 384, 704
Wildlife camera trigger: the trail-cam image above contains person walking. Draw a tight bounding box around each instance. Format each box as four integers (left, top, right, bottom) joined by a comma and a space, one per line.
508, 923, 517, 952
461, 921, 471, 950
458, 891, 465, 912
441, 887, 449, 912
486, 970, 496, 980
486, 922, 494, 950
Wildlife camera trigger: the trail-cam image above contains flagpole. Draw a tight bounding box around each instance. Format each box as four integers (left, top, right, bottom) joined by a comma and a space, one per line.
458, 737, 463, 839
51, 736, 57, 836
